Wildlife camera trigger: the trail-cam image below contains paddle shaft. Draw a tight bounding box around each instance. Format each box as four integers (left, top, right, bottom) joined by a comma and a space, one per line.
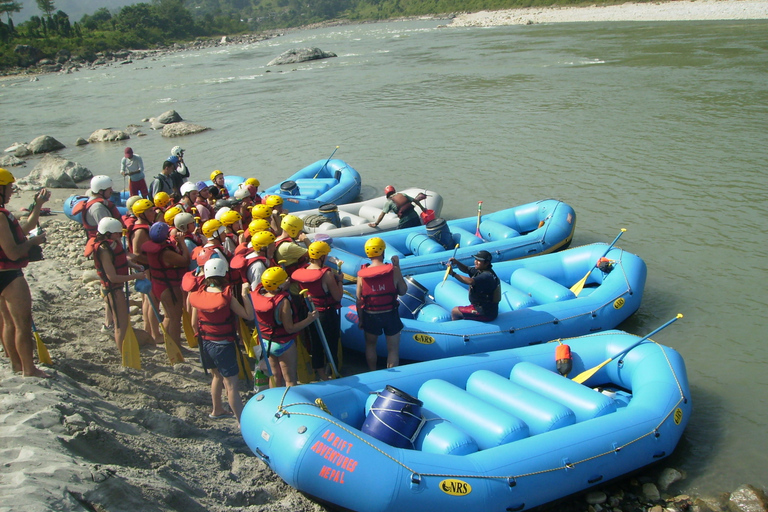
301, 290, 340, 378
572, 314, 682, 384
571, 228, 626, 295
314, 146, 339, 178
475, 201, 483, 237
442, 244, 460, 285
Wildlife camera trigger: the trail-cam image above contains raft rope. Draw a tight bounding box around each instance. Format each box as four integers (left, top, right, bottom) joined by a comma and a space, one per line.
269, 338, 688, 485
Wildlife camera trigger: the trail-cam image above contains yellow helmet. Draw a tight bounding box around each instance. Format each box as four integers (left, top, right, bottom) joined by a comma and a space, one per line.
201, 219, 225, 238
0, 168, 16, 186
364, 237, 386, 258
280, 214, 304, 238
251, 203, 273, 219
248, 218, 271, 236
220, 210, 242, 227
153, 191, 171, 209
265, 195, 283, 208
261, 266, 288, 292
245, 178, 260, 188
210, 169, 224, 181
163, 205, 184, 225
251, 230, 276, 250
132, 198, 155, 216
308, 241, 331, 260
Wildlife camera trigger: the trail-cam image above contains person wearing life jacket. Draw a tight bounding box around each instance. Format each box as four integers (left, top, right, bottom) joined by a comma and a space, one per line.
219, 209, 245, 251
91, 217, 148, 354
356, 237, 407, 371
447, 249, 501, 322
291, 241, 344, 381
189, 258, 253, 422
251, 267, 318, 388
233, 185, 255, 226
193, 181, 215, 222
192, 219, 230, 270
274, 214, 310, 277
121, 196, 142, 242
139, 222, 190, 353
153, 191, 173, 214
369, 185, 426, 230
264, 195, 285, 233
77, 175, 124, 242
244, 178, 263, 204
231, 229, 275, 289
178, 182, 198, 214
210, 170, 230, 200
172, 212, 203, 270
129, 198, 162, 345
0, 169, 50, 378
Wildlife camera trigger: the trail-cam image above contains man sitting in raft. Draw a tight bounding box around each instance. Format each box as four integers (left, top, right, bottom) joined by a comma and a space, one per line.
356, 237, 407, 371
447, 249, 501, 322
369, 185, 427, 230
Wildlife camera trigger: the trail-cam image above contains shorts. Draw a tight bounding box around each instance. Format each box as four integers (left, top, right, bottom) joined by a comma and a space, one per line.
266, 339, 295, 358
457, 305, 497, 322
360, 309, 403, 337
200, 340, 239, 378
0, 269, 23, 296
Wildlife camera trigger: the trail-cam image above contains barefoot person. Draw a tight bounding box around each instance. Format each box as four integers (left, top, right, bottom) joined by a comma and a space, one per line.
90, 217, 148, 353
189, 259, 253, 422
0, 169, 50, 378
129, 198, 162, 344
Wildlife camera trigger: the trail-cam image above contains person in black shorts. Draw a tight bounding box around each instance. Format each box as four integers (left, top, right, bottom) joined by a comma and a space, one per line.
356, 237, 407, 370
447, 249, 501, 322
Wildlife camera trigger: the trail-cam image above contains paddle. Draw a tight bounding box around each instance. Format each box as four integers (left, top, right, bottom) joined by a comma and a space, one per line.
182, 309, 198, 348
572, 314, 683, 384
441, 243, 460, 287
145, 292, 184, 365
570, 228, 627, 296
31, 319, 52, 366
314, 146, 340, 178
300, 289, 341, 378
475, 201, 483, 237
121, 282, 141, 370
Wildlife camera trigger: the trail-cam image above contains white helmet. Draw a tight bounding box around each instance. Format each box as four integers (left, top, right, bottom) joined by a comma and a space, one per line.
173, 212, 195, 230
180, 182, 197, 196
97, 217, 123, 235
171, 146, 184, 157
214, 206, 231, 221
203, 258, 228, 279
90, 175, 113, 194
234, 185, 250, 200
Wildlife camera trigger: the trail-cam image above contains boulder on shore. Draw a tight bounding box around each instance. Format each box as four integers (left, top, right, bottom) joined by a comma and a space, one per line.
29, 135, 65, 154
162, 121, 210, 137
267, 47, 337, 66
88, 129, 130, 143
16, 154, 92, 190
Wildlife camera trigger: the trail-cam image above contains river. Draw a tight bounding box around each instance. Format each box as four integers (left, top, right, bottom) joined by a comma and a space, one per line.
1, 17, 766, 495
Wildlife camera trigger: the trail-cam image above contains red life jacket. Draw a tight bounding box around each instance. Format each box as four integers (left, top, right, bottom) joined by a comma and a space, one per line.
391, 193, 414, 218
0, 207, 29, 270
291, 266, 339, 311
274, 237, 308, 276
184, 232, 204, 247
189, 286, 236, 342
73, 197, 123, 239
129, 224, 149, 255
92, 239, 128, 292
217, 186, 230, 200
123, 214, 137, 239
193, 199, 214, 219
230, 249, 269, 285
181, 271, 205, 293
142, 240, 186, 289
251, 285, 296, 344
192, 244, 228, 268
358, 264, 398, 312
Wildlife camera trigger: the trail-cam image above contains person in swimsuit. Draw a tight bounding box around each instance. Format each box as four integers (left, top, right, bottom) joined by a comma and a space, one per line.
0, 168, 50, 378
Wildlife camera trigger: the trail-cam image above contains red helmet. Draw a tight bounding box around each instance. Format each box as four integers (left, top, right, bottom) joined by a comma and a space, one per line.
384, 185, 396, 197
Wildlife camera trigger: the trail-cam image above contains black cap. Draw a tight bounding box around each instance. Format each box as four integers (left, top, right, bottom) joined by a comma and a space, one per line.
472, 250, 492, 263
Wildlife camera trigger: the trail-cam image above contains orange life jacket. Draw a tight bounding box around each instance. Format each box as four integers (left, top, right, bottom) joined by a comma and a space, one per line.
251, 286, 296, 344
291, 266, 339, 311
92, 239, 128, 292
230, 249, 269, 285
142, 240, 185, 289
189, 286, 236, 342
72, 197, 123, 239
358, 264, 398, 312
0, 207, 29, 270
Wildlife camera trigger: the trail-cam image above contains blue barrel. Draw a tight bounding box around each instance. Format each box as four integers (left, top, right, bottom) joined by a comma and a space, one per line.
319, 203, 341, 227
426, 218, 454, 250
280, 180, 300, 196
361, 385, 424, 449
398, 276, 428, 319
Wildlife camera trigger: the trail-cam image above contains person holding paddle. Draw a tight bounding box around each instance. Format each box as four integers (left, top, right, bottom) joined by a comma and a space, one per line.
447, 250, 501, 322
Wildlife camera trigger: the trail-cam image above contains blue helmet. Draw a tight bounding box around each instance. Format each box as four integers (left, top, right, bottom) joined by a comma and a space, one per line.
168, 155, 180, 165
149, 222, 170, 243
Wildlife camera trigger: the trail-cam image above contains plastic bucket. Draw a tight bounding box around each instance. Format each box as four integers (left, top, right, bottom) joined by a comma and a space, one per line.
319, 203, 341, 227
280, 180, 300, 196
426, 218, 453, 250
361, 385, 425, 449
398, 276, 428, 319
420, 209, 436, 224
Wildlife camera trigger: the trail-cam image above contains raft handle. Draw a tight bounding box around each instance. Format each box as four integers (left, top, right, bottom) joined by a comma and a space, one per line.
410, 473, 421, 485
506, 503, 525, 511
588, 475, 603, 484
255, 447, 270, 464
507, 477, 516, 488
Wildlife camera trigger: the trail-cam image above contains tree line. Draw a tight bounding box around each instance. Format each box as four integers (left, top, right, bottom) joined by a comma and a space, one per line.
0, 0, 577, 70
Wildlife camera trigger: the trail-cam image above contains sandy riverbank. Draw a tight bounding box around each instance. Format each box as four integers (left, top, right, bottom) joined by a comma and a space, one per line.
448, 0, 768, 26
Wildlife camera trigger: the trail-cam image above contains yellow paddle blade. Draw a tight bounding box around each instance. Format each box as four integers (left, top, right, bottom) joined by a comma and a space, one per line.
121, 325, 142, 370
182, 310, 198, 348
571, 358, 611, 384
236, 344, 253, 381
34, 332, 52, 366
160, 325, 184, 365
239, 319, 256, 358
295, 332, 314, 384
570, 271, 590, 296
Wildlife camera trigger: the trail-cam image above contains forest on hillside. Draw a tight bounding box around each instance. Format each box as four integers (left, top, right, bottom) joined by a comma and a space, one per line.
0, 0, 589, 70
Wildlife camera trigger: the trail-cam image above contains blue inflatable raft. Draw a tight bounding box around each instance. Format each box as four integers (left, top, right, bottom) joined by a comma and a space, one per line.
241, 328, 690, 512
328, 199, 576, 280
63, 191, 130, 224
262, 158, 362, 212
339, 241, 644, 361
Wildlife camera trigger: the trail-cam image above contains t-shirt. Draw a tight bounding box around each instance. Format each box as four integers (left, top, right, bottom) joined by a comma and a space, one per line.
382, 194, 418, 228
468, 267, 500, 317
121, 155, 145, 182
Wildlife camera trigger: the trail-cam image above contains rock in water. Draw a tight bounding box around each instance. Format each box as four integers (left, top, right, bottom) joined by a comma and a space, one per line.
88, 129, 130, 142
267, 47, 337, 66
29, 135, 65, 154
161, 121, 209, 137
